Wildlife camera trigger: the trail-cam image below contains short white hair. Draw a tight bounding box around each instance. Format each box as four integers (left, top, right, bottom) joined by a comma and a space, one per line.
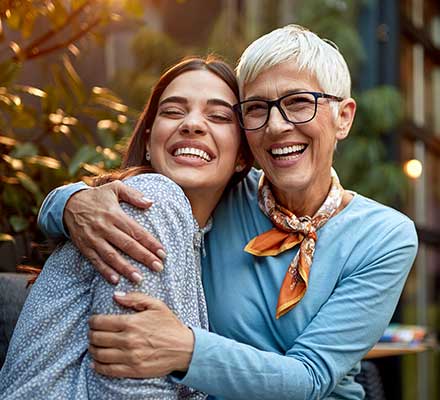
236, 24, 351, 117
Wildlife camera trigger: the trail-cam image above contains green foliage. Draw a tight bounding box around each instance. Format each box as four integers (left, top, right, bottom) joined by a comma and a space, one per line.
0, 0, 141, 261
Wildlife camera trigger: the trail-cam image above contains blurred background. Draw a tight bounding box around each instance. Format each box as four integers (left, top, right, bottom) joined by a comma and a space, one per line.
0, 0, 438, 398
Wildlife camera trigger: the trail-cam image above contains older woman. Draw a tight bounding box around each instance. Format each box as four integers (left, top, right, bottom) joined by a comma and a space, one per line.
38, 25, 417, 399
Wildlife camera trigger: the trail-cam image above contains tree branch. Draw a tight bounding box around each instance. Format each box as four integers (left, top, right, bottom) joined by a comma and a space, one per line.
14, 16, 101, 62
21, 0, 93, 55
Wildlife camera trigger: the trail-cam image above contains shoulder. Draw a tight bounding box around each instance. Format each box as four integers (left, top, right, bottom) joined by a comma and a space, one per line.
120, 174, 194, 234
345, 194, 416, 237
331, 194, 418, 272
123, 173, 191, 212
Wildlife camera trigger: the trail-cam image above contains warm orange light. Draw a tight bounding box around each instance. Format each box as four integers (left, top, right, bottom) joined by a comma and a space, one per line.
403, 159, 423, 179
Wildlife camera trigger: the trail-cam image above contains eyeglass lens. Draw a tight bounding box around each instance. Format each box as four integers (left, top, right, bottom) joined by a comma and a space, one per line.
240, 92, 317, 130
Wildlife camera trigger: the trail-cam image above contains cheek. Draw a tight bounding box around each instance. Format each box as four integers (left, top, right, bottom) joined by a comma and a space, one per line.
220, 127, 242, 155
244, 133, 259, 151
149, 121, 172, 150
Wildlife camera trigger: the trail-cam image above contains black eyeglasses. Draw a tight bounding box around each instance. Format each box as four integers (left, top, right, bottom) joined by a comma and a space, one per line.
233, 91, 344, 131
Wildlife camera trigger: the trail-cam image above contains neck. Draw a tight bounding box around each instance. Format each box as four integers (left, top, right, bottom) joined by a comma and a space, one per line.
185, 188, 225, 228
272, 174, 333, 217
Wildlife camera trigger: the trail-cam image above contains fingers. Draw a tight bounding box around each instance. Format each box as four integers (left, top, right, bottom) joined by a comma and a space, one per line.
74, 244, 120, 285
111, 180, 153, 210
88, 329, 126, 348
90, 235, 145, 283
108, 221, 164, 273
89, 314, 127, 332
89, 345, 128, 364
114, 215, 166, 264
113, 291, 160, 311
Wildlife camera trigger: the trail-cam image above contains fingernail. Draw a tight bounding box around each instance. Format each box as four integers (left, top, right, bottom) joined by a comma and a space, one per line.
131, 272, 143, 283
152, 261, 164, 272
157, 249, 166, 260
114, 290, 126, 297
90, 362, 95, 369
110, 274, 119, 284
142, 197, 153, 205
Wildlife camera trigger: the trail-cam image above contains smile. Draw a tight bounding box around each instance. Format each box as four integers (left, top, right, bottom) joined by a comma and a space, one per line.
269, 144, 307, 159
173, 147, 212, 162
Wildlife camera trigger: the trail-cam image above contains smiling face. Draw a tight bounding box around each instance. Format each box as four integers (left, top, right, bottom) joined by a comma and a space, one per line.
243, 62, 355, 212
148, 69, 241, 203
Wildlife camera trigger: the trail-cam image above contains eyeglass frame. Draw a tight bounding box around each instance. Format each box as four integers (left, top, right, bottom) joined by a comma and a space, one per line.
232, 91, 344, 131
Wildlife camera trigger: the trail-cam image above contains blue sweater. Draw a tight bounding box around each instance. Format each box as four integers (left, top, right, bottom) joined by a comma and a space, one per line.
37, 168, 418, 399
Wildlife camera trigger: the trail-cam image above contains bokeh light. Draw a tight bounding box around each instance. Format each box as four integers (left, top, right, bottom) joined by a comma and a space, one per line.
403, 159, 423, 179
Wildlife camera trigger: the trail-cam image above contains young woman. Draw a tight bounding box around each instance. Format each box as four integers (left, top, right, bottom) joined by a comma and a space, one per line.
0, 56, 252, 399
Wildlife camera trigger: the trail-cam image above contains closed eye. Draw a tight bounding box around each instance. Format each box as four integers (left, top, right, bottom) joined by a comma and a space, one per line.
160, 108, 185, 118
208, 113, 233, 122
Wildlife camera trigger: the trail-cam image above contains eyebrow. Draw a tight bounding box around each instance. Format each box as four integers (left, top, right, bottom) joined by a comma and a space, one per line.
244, 89, 310, 101
159, 96, 233, 109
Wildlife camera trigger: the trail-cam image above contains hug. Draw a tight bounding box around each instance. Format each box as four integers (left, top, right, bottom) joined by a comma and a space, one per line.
1, 24, 417, 400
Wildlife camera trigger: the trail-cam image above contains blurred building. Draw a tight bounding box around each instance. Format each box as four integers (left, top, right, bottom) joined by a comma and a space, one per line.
360, 1, 439, 399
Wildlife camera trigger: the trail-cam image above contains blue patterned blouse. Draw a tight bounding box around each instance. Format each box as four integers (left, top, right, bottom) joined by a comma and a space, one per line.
0, 174, 208, 399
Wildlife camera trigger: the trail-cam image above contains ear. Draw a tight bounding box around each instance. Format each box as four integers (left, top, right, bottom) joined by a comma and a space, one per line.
145, 129, 151, 152
335, 98, 356, 141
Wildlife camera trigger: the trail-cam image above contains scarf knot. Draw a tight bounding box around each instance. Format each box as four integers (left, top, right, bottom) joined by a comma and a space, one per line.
244, 169, 344, 319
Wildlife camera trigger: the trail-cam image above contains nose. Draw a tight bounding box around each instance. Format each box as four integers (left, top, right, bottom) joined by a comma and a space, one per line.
179, 112, 207, 136
266, 105, 294, 135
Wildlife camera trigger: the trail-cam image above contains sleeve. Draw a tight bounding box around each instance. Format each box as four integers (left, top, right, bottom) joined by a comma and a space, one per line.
37, 181, 89, 238
175, 220, 418, 400
86, 174, 206, 399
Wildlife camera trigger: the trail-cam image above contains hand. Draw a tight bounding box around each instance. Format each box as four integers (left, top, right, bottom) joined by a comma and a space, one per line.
64, 180, 166, 284
88, 292, 194, 378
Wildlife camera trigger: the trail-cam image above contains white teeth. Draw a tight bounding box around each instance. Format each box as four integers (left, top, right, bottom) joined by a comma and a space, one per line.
271, 144, 306, 155
173, 147, 212, 161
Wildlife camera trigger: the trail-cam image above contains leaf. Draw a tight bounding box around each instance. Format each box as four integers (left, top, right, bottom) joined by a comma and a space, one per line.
48, 0, 68, 27
2, 184, 25, 208
13, 84, 47, 98
25, 155, 61, 169
358, 87, 403, 134
15, 171, 42, 198
81, 162, 106, 175
63, 54, 86, 104
68, 145, 99, 176
0, 233, 15, 242
9, 215, 29, 233
0, 61, 21, 86
2, 154, 24, 170
11, 142, 38, 158
11, 106, 36, 129
0, 135, 18, 146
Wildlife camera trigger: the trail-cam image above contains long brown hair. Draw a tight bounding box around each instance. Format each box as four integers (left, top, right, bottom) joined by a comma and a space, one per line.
94, 55, 253, 188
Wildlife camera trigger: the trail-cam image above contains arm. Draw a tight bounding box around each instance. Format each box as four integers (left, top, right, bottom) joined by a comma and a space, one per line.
90, 220, 417, 400
178, 220, 418, 399
37, 181, 88, 237
37, 180, 166, 284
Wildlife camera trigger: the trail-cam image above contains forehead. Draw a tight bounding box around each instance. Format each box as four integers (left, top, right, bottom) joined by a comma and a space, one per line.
243, 62, 321, 99
160, 70, 237, 104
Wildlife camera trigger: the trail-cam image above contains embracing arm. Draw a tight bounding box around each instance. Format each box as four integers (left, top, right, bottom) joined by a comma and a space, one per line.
37, 180, 165, 283
37, 181, 88, 238
91, 219, 417, 399
176, 220, 418, 399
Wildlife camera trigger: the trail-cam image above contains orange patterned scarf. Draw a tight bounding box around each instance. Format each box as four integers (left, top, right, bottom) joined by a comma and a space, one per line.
245, 169, 344, 319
